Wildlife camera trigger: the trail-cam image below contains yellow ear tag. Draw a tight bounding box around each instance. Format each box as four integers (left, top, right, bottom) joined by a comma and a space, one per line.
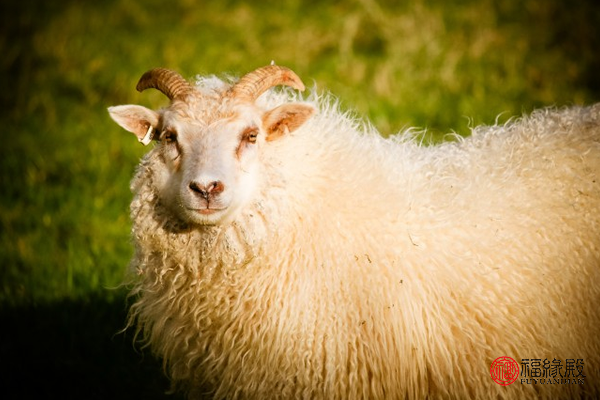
140, 125, 154, 146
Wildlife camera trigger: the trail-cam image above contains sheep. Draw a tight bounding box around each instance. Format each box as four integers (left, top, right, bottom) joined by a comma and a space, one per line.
108, 65, 600, 399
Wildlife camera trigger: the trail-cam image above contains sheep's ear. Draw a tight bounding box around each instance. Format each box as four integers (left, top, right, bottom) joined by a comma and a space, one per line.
108, 105, 160, 145
262, 103, 315, 142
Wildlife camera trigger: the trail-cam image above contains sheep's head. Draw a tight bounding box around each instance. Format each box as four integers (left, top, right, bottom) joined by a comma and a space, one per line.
108, 65, 315, 225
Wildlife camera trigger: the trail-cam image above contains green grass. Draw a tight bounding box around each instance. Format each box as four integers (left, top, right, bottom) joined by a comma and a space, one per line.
1, 0, 599, 397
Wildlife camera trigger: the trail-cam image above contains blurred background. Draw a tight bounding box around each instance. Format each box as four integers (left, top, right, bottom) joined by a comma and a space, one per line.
1, 0, 599, 398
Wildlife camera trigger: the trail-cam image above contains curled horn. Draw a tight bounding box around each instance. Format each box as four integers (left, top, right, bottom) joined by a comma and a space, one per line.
136, 68, 196, 101
230, 65, 305, 102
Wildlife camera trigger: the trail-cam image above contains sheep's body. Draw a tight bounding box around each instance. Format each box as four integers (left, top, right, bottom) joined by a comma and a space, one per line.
126, 78, 600, 399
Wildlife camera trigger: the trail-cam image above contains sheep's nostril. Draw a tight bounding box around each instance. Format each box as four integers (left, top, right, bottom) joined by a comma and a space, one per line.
189, 181, 224, 199
189, 181, 208, 199
209, 181, 225, 195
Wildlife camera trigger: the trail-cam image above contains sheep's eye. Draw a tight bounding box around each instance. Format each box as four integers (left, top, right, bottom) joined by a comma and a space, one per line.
242, 127, 259, 144
162, 130, 177, 143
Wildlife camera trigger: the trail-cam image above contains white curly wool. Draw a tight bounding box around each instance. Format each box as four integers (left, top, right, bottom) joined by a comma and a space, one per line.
121, 75, 600, 399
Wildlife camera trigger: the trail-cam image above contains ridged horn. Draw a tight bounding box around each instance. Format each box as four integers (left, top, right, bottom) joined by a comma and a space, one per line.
230, 65, 305, 102
136, 68, 196, 101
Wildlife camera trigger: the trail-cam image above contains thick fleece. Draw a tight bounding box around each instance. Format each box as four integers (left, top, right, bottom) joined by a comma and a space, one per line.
127, 83, 600, 399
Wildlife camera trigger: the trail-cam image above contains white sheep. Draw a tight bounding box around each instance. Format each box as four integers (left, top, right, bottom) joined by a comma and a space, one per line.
108, 65, 600, 399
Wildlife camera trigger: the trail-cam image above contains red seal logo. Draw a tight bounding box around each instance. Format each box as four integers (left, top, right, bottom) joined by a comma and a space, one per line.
490, 356, 519, 386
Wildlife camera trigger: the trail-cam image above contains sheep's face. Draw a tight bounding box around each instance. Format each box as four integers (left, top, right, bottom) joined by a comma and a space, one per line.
109, 93, 314, 226
152, 103, 265, 225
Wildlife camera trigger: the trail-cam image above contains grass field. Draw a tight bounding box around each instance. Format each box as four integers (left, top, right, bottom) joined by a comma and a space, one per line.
1, 0, 599, 397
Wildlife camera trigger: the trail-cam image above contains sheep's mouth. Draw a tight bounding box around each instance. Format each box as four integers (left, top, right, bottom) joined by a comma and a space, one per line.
189, 207, 226, 215
181, 206, 230, 226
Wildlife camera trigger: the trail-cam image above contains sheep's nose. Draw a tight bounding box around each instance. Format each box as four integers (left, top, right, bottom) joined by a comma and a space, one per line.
189, 180, 225, 199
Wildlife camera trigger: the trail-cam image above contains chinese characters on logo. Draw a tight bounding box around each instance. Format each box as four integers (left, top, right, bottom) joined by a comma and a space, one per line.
491, 357, 585, 386
520, 358, 585, 385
